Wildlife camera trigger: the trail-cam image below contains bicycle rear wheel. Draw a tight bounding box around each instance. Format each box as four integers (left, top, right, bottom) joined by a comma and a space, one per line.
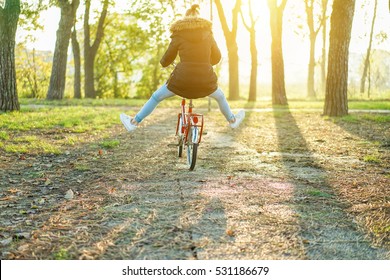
187, 143, 198, 171
177, 114, 184, 157
186, 126, 199, 171
178, 136, 183, 157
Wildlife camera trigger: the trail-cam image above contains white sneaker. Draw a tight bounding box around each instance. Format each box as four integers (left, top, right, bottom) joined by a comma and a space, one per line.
120, 113, 137, 132
229, 110, 245, 129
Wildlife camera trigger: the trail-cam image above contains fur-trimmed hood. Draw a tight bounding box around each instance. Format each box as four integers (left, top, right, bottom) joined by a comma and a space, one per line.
161, 16, 221, 98
170, 17, 212, 33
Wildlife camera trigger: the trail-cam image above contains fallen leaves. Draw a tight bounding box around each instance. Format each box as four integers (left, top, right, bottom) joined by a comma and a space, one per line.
226, 229, 235, 237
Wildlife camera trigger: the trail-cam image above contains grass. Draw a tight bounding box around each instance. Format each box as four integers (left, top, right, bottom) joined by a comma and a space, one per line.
1, 98, 388, 156
53, 248, 70, 260
74, 164, 90, 171
0, 131, 9, 140
363, 155, 381, 164
19, 98, 146, 107
339, 114, 390, 124
4, 141, 62, 154
305, 188, 333, 198
18, 97, 390, 110
0, 106, 131, 155
100, 139, 120, 149
1, 106, 122, 132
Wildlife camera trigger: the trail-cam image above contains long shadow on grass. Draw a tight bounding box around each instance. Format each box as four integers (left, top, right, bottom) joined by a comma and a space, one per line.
332, 113, 390, 154
328, 113, 390, 247
273, 107, 387, 259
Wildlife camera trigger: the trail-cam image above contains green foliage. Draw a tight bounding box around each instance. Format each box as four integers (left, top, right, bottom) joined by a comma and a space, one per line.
17, 0, 48, 39
129, 0, 177, 98
92, 0, 178, 99
15, 44, 51, 98
94, 12, 150, 98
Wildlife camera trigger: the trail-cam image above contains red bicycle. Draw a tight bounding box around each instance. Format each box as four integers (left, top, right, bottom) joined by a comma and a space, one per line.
176, 98, 204, 170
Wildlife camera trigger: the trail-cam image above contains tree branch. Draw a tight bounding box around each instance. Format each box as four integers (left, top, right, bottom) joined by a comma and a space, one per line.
231, 0, 241, 39
214, 0, 232, 38
280, 0, 288, 11
84, 0, 91, 49
239, 8, 250, 31
91, 0, 109, 55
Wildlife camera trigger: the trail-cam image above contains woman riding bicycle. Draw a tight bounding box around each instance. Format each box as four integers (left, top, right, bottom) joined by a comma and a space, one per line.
120, 4, 245, 132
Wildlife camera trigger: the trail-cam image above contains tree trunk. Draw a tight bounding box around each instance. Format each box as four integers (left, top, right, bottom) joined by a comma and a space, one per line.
368, 56, 371, 98
84, 0, 109, 99
32, 49, 38, 98
227, 43, 240, 100
47, 0, 80, 100
214, 0, 241, 100
71, 26, 81, 99
240, 1, 258, 102
0, 0, 20, 111
248, 29, 258, 102
324, 0, 356, 117
0, 0, 20, 112
321, 0, 329, 95
307, 35, 316, 99
305, 0, 321, 99
152, 47, 162, 93
360, 0, 377, 94
268, 0, 288, 105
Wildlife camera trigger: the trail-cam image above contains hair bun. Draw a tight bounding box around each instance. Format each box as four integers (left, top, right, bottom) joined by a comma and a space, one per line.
191, 4, 200, 11
185, 4, 200, 17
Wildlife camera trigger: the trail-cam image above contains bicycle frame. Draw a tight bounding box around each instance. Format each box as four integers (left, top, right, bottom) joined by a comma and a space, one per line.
176, 99, 204, 145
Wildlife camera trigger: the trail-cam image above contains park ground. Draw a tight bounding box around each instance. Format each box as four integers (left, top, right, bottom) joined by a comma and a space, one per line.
0, 99, 389, 259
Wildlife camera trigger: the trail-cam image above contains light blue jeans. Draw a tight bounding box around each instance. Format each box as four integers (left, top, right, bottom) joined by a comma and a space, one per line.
134, 84, 235, 123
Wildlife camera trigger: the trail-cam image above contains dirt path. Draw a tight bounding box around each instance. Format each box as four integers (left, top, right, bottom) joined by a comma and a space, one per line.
1, 108, 389, 260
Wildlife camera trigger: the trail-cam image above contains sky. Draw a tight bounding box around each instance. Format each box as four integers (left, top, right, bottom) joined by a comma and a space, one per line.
16, 0, 390, 87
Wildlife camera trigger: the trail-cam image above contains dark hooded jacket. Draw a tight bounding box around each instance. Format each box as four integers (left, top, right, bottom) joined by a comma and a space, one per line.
160, 17, 221, 99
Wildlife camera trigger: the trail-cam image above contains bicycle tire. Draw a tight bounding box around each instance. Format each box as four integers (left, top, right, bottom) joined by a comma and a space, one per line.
178, 137, 183, 157
186, 126, 198, 170
187, 143, 198, 171
177, 115, 183, 157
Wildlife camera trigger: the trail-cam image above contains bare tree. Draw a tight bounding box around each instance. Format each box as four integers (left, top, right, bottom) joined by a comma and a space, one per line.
324, 0, 356, 117
240, 0, 259, 102
0, 0, 20, 111
360, 0, 378, 95
47, 0, 80, 100
214, 0, 241, 100
267, 0, 288, 105
84, 0, 109, 98
305, 0, 322, 99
